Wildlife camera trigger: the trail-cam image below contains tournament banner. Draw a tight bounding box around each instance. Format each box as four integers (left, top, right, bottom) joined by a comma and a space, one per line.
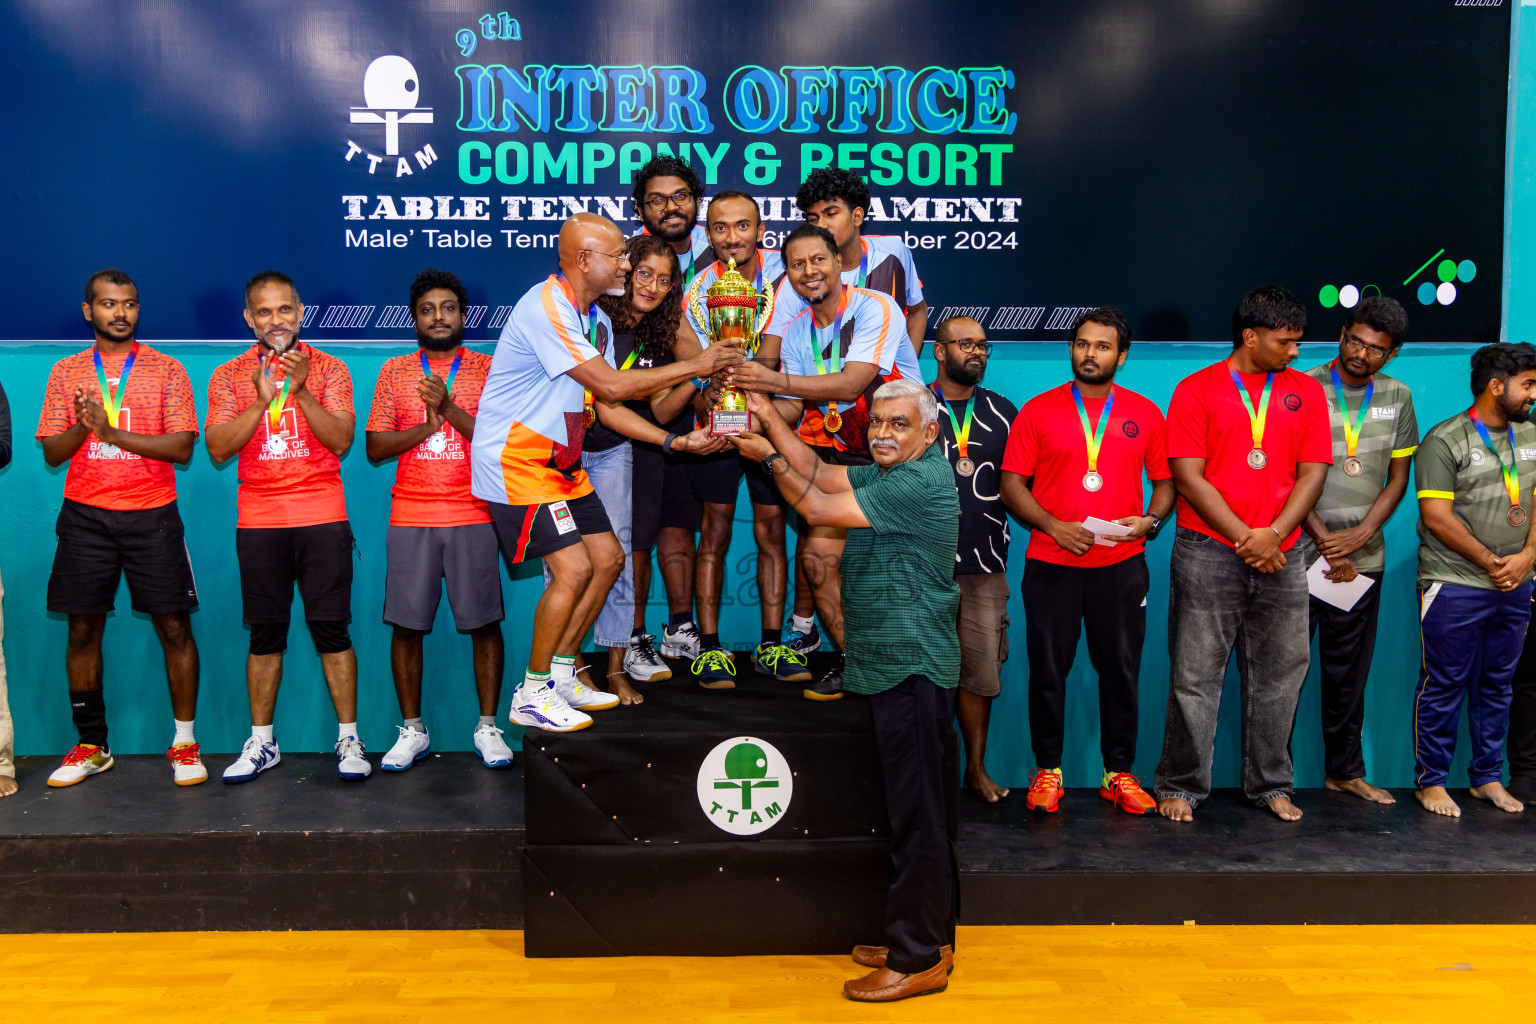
1, 0, 1510, 342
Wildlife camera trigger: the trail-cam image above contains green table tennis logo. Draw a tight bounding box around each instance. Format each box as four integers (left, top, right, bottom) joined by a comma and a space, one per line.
696, 736, 794, 836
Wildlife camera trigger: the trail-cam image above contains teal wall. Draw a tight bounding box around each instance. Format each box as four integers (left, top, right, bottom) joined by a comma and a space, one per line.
0, 340, 1500, 791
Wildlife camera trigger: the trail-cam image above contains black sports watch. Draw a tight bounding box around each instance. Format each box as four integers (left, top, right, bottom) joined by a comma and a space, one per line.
1143, 511, 1165, 539
762, 452, 787, 476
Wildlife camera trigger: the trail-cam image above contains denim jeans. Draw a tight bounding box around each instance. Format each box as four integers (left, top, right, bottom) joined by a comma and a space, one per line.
1154, 527, 1310, 807
544, 443, 633, 649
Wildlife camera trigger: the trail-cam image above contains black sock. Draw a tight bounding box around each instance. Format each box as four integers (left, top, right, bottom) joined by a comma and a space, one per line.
761, 628, 780, 646
701, 632, 721, 651
632, 625, 646, 638
70, 689, 108, 749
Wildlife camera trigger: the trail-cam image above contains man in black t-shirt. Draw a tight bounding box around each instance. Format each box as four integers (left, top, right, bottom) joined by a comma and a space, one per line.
929, 317, 1017, 802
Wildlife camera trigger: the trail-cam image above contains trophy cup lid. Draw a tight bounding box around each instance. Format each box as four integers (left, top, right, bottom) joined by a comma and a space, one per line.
706, 258, 760, 310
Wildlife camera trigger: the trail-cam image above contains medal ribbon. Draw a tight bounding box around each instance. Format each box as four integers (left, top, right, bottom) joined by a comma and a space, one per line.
92, 341, 140, 429
1071, 383, 1115, 473
935, 386, 975, 459
559, 274, 602, 417
420, 347, 464, 395
262, 346, 292, 432
854, 238, 869, 289
1228, 363, 1275, 452
810, 287, 851, 429
1469, 409, 1523, 510
1329, 363, 1374, 460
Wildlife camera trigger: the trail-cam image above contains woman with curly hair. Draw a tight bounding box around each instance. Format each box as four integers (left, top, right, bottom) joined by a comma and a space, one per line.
563, 234, 724, 704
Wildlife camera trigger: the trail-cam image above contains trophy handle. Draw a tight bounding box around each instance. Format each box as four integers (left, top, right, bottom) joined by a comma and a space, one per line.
685, 273, 709, 342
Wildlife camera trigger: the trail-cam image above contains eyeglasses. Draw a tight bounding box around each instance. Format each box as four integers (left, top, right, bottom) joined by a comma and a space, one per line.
945, 339, 992, 355
1343, 335, 1392, 359
643, 189, 694, 211
632, 266, 673, 288
580, 249, 633, 265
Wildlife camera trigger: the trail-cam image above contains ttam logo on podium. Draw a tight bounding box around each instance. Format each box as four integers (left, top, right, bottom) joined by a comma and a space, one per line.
696, 736, 793, 836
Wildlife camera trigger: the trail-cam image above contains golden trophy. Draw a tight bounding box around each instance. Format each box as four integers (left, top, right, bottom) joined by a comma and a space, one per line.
686, 258, 775, 435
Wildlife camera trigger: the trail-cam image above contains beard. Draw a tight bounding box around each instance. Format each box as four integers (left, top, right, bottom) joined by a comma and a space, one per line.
257, 323, 298, 353
1502, 390, 1533, 423
1072, 359, 1116, 386
947, 359, 985, 387
648, 212, 693, 245
416, 323, 465, 351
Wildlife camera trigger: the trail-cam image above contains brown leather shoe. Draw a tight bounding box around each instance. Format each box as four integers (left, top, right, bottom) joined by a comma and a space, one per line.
842, 961, 950, 1002
851, 943, 954, 972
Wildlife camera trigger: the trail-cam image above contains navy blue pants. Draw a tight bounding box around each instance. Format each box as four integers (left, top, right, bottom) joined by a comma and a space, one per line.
1414, 580, 1534, 788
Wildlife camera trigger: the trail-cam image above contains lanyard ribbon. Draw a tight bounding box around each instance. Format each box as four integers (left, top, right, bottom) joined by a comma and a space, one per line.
1228, 363, 1275, 451
92, 342, 140, 428
935, 386, 975, 458
420, 347, 464, 394
1071, 383, 1114, 471
1329, 364, 1374, 459
261, 346, 292, 432
1470, 409, 1523, 509
810, 287, 851, 376
559, 274, 601, 416
854, 238, 869, 289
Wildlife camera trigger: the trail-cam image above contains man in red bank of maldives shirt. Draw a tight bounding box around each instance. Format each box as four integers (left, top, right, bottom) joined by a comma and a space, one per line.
1154, 286, 1331, 824
1000, 307, 1175, 817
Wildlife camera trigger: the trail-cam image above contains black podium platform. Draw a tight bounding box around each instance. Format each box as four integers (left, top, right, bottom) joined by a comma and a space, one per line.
521, 676, 957, 957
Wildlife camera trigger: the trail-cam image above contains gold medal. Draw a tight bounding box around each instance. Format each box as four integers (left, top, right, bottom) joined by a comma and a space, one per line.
824, 407, 843, 433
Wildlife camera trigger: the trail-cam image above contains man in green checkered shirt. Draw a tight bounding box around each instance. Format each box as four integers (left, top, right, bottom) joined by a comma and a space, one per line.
1413, 342, 1536, 819
726, 379, 959, 1003
1298, 298, 1417, 805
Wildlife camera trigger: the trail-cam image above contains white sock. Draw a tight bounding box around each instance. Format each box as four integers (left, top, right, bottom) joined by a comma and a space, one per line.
173, 719, 195, 745
338, 722, 359, 741
550, 655, 576, 678
523, 669, 552, 691
792, 615, 815, 635
479, 715, 497, 728
404, 717, 425, 733
253, 724, 275, 744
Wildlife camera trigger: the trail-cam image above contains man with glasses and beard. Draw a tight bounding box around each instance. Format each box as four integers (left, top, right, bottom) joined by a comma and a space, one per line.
365, 268, 513, 772
37, 267, 204, 788
1413, 342, 1536, 818
472, 213, 742, 732
207, 271, 367, 782
1295, 297, 1417, 806
631, 155, 713, 291
927, 317, 1017, 803
1000, 308, 1174, 816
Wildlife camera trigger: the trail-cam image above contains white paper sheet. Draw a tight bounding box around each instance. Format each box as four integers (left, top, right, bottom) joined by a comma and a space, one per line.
1307, 556, 1375, 612
1084, 516, 1134, 548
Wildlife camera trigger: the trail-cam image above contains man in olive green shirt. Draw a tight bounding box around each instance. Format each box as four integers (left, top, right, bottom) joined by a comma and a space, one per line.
728, 379, 959, 1004
1298, 298, 1417, 804
1414, 342, 1536, 819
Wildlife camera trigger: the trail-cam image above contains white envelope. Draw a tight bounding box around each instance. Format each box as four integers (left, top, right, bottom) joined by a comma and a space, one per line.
1084, 516, 1134, 548
1307, 556, 1375, 612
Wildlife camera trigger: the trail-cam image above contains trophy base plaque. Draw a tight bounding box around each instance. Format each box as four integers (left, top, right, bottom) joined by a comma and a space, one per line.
710, 410, 751, 436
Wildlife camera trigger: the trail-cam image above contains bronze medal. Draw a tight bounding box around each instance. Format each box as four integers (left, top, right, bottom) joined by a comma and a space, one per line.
1247, 448, 1267, 470
1510, 505, 1528, 528
1344, 456, 1363, 477
955, 457, 975, 477
1082, 471, 1104, 492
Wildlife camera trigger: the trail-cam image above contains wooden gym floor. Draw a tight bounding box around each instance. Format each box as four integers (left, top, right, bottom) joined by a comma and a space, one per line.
1, 925, 1531, 1022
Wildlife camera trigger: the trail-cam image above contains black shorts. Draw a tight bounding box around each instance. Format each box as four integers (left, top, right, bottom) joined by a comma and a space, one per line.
689, 451, 785, 508
632, 441, 702, 552
236, 521, 355, 624
490, 491, 613, 564
47, 499, 199, 615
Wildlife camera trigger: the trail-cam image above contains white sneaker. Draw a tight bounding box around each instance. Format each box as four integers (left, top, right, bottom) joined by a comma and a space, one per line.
336, 735, 372, 780
473, 722, 515, 768
625, 633, 673, 682
509, 682, 594, 732
223, 736, 280, 784
555, 673, 621, 711
47, 744, 114, 788
168, 742, 209, 786
381, 726, 431, 771
661, 621, 701, 659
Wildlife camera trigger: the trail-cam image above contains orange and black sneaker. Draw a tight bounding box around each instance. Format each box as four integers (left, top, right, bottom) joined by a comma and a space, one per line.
1099, 771, 1157, 815
1025, 768, 1064, 813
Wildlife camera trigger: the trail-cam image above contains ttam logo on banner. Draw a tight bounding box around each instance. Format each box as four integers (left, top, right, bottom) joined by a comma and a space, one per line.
345, 55, 437, 177
696, 736, 793, 836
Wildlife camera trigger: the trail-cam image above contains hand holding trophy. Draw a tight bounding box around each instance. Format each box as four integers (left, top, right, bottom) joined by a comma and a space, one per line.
685, 258, 775, 436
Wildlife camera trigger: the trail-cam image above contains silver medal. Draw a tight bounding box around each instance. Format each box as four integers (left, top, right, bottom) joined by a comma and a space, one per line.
97, 442, 120, 458
426, 431, 448, 454
1344, 456, 1363, 477
1082, 471, 1103, 492
1247, 448, 1267, 470
955, 457, 975, 477
266, 433, 289, 455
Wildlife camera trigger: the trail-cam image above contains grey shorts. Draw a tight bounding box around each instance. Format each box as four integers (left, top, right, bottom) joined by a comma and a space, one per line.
957, 571, 1010, 696
383, 523, 504, 632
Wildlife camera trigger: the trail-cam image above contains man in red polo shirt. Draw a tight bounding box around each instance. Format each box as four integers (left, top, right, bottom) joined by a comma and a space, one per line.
367, 267, 513, 771
1154, 285, 1331, 823
37, 267, 204, 789
1001, 307, 1174, 816
206, 271, 367, 783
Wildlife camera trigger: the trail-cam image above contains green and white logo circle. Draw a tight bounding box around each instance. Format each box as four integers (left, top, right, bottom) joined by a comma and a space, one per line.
696, 735, 793, 836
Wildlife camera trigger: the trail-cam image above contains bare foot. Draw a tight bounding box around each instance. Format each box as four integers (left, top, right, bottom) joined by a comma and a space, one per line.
607, 672, 644, 706
1469, 781, 1525, 813
1325, 777, 1396, 804
1416, 786, 1461, 817
0, 776, 16, 798
963, 764, 1009, 802
1158, 798, 1194, 822
1264, 795, 1304, 821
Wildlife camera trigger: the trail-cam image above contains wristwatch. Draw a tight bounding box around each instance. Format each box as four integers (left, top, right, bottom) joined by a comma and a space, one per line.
1143, 511, 1164, 538
662, 431, 679, 454
762, 453, 787, 476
